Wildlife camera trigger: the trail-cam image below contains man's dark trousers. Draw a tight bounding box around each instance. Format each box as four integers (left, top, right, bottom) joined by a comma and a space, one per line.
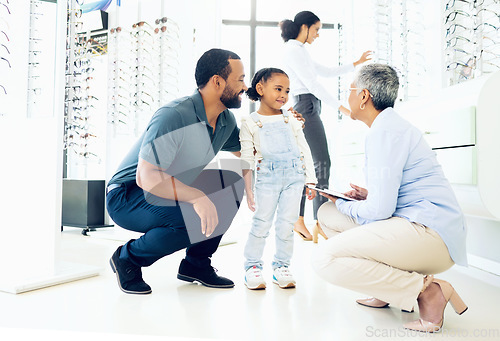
106, 169, 244, 268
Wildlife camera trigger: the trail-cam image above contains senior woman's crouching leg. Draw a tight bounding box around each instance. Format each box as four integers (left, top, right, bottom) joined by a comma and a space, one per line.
311, 202, 455, 313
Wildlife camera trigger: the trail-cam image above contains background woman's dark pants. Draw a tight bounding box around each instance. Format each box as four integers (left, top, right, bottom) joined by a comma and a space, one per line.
106, 169, 244, 268
294, 94, 331, 220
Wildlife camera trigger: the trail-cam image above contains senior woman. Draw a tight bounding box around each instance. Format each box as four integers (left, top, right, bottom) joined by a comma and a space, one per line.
312, 64, 468, 332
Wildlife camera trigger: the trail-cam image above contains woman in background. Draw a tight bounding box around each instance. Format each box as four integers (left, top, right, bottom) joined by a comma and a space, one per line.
280, 10, 372, 242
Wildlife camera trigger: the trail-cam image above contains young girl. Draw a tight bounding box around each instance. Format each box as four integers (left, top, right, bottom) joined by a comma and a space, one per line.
240, 68, 317, 290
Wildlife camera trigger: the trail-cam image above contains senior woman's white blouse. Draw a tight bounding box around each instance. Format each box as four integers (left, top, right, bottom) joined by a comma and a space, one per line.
282, 39, 354, 109
335, 107, 468, 266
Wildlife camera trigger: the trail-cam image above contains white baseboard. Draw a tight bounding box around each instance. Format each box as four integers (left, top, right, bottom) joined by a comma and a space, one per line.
453, 254, 500, 288
0, 261, 100, 294
468, 254, 500, 276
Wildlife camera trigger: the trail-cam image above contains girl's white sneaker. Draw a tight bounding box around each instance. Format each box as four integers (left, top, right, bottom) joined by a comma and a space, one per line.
273, 267, 296, 289
245, 266, 266, 290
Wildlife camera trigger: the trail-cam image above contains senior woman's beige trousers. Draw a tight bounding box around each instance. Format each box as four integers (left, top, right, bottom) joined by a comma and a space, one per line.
312, 202, 454, 311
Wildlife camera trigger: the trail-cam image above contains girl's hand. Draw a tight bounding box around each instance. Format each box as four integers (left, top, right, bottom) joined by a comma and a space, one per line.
288, 107, 306, 128
306, 185, 317, 200
246, 190, 256, 212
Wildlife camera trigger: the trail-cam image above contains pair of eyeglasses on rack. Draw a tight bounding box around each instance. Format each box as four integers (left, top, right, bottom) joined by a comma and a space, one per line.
110, 26, 124, 34
160, 82, 180, 94
134, 63, 158, 75
1, 56, 11, 68
131, 29, 154, 38
445, 9, 473, 24
109, 102, 129, 110
133, 98, 152, 107
155, 17, 180, 30
1, 30, 9, 42
446, 35, 474, 48
68, 67, 94, 76
74, 58, 91, 68
132, 21, 154, 30
447, 57, 476, 76
68, 8, 82, 17
445, 21, 500, 37
109, 118, 127, 126
1, 2, 11, 15
479, 48, 500, 61
68, 21, 84, 32
135, 38, 159, 51
135, 46, 158, 60
66, 129, 97, 140
476, 7, 500, 19
1, 42, 9, 54
446, 7, 500, 23
154, 25, 180, 38
73, 150, 100, 160
446, 0, 477, 11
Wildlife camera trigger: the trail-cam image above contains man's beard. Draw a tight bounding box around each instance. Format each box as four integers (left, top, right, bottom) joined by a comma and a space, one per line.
220, 85, 242, 109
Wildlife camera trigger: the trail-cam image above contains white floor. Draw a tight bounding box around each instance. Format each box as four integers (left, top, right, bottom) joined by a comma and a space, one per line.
1, 205, 500, 341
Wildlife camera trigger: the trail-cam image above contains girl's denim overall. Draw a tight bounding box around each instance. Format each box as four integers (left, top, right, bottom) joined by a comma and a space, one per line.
244, 111, 306, 270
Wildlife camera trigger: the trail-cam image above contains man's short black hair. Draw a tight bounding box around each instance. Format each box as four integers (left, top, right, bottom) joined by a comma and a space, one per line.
195, 48, 241, 89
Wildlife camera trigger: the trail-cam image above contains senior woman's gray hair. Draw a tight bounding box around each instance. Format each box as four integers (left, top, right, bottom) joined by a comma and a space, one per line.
354, 64, 399, 111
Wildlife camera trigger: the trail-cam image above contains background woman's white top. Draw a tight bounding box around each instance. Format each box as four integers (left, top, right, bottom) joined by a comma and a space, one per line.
283, 39, 354, 110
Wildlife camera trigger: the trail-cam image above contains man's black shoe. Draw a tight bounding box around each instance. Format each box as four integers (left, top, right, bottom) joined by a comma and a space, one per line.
109, 245, 152, 295
177, 259, 234, 288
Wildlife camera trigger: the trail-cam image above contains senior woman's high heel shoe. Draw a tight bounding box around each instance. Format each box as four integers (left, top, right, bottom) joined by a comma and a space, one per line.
312, 222, 328, 243
356, 297, 414, 312
293, 216, 312, 241
356, 297, 389, 308
404, 278, 468, 333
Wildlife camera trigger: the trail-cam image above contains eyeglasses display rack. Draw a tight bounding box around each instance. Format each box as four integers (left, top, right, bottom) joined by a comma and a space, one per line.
63, 0, 104, 179
107, 16, 181, 138
372, 0, 427, 101
337, 23, 347, 121
1, 0, 57, 118
374, 0, 393, 67
0, 0, 12, 117
27, 0, 58, 119
444, 0, 500, 86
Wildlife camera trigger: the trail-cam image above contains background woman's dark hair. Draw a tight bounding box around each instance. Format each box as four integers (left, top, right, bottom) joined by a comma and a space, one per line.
246, 68, 288, 102
195, 48, 241, 89
279, 11, 320, 42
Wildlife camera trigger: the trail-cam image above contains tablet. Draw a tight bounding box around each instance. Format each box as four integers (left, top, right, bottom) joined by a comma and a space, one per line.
306, 185, 359, 201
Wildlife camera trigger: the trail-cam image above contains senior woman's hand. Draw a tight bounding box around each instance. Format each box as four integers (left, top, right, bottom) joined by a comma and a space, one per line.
319, 192, 338, 203
344, 183, 368, 200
